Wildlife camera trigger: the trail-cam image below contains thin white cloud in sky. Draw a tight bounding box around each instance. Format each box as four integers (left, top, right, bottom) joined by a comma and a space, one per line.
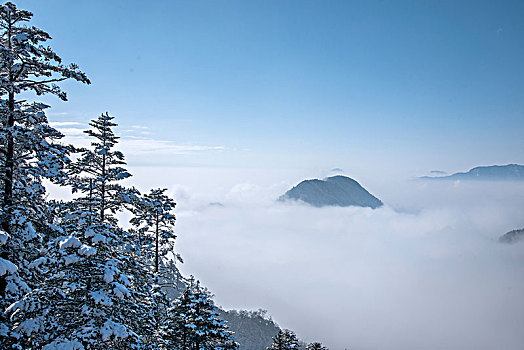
56, 127, 86, 136
119, 138, 225, 156
46, 111, 70, 117
53, 124, 225, 158
49, 121, 83, 127
124, 125, 153, 136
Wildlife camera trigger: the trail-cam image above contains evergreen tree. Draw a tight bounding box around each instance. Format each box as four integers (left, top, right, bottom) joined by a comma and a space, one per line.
306, 342, 328, 350
130, 188, 178, 274
4, 112, 150, 348
0, 2, 88, 344
166, 279, 239, 350
68, 112, 136, 227
129, 188, 182, 347
6, 224, 145, 349
268, 329, 300, 350
0, 0, 89, 236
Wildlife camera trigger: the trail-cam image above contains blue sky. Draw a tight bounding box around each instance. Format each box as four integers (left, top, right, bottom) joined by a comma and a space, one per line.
16, 0, 524, 177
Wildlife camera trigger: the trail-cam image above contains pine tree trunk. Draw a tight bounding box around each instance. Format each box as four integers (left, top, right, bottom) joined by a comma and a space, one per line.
88, 178, 93, 225
0, 92, 14, 300
1, 20, 15, 300
100, 151, 106, 223
2, 92, 14, 233
100, 115, 108, 223
2, 18, 14, 235
155, 213, 159, 273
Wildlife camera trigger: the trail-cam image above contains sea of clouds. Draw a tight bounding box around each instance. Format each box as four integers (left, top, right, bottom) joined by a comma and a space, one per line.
125, 166, 524, 350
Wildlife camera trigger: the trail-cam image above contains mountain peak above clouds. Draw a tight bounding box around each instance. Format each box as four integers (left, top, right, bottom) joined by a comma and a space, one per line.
421, 164, 524, 181
279, 175, 383, 209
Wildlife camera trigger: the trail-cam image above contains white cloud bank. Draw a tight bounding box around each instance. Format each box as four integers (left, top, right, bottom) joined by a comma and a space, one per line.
168, 177, 524, 350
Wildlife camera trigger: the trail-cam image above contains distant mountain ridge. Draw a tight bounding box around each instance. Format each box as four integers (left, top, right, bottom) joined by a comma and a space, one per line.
421, 164, 524, 181
279, 175, 383, 209
499, 228, 524, 244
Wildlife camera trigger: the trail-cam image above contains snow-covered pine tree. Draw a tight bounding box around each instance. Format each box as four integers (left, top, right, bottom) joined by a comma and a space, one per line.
267, 329, 300, 350
130, 188, 178, 274
0, 226, 24, 341
0, 1, 89, 343
306, 342, 328, 350
5, 224, 145, 349
129, 188, 182, 346
0, 103, 62, 313
6, 115, 148, 348
68, 112, 136, 227
0, 0, 89, 236
166, 279, 239, 350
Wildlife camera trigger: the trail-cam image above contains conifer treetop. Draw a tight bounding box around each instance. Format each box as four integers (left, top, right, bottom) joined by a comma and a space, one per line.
0, 1, 90, 100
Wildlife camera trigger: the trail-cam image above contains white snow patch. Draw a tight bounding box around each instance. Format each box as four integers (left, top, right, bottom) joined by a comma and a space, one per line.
104, 267, 115, 283
5, 276, 29, 295
112, 282, 130, 299
91, 233, 107, 245
47, 224, 64, 234
85, 228, 95, 238
101, 320, 128, 341
43, 339, 84, 350
78, 244, 97, 257
24, 222, 37, 240
59, 236, 82, 249
0, 257, 17, 276
119, 273, 131, 287
103, 261, 119, 284
62, 281, 79, 292
18, 318, 40, 336
90, 290, 113, 306
0, 230, 9, 245
28, 257, 48, 269
63, 254, 81, 265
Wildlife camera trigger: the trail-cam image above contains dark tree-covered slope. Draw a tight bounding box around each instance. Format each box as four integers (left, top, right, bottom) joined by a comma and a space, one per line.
219, 309, 281, 350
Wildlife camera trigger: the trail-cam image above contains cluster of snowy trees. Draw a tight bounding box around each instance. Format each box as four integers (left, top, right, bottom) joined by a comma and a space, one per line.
267, 330, 300, 350
266, 330, 328, 350
0, 2, 238, 349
